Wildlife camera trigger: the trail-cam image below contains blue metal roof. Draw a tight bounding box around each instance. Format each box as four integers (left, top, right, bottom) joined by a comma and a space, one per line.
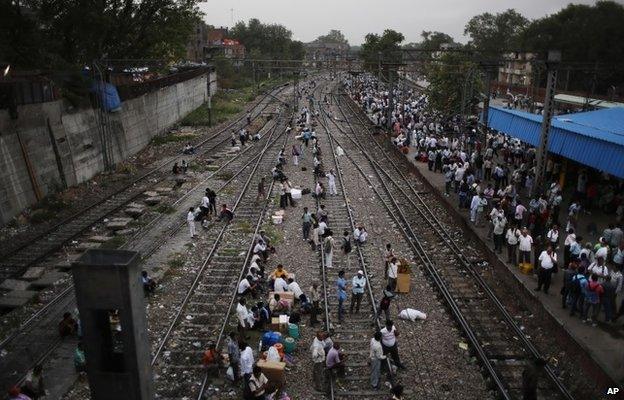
486, 106, 624, 178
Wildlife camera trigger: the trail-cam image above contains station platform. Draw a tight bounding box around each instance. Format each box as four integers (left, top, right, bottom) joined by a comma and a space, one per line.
402, 146, 624, 385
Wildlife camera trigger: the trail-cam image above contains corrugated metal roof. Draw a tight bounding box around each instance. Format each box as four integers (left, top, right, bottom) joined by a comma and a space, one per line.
486, 106, 624, 178
554, 94, 624, 109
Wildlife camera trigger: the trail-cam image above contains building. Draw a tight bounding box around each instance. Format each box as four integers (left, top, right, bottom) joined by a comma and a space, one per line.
186, 24, 246, 62
186, 22, 211, 62
498, 52, 536, 87
304, 42, 350, 63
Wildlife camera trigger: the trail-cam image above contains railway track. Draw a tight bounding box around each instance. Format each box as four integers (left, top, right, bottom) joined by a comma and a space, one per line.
153, 111, 292, 400
0, 83, 299, 394
0, 82, 288, 280
318, 89, 574, 400
314, 104, 391, 399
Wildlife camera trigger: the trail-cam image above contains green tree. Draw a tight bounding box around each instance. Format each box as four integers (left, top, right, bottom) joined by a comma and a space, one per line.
230, 18, 304, 60
464, 9, 528, 56
359, 29, 405, 76
315, 30, 349, 45
521, 1, 624, 95
0, 0, 202, 68
425, 52, 481, 115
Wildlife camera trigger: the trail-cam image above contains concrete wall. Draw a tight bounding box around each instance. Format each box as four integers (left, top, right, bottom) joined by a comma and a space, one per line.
0, 71, 215, 224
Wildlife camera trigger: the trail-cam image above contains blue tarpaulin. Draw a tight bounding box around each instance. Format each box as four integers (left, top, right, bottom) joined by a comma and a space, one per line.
485, 106, 624, 178
92, 81, 122, 112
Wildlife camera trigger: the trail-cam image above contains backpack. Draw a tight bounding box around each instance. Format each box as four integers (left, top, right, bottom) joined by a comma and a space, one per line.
324, 238, 333, 253
342, 237, 352, 253
570, 275, 586, 296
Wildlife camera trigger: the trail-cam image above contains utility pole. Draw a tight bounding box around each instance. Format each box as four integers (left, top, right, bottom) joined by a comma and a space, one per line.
387, 67, 394, 129
533, 50, 561, 197
480, 63, 497, 153
377, 52, 382, 89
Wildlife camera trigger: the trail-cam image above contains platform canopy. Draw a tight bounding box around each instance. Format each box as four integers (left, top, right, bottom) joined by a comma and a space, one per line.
485, 106, 624, 178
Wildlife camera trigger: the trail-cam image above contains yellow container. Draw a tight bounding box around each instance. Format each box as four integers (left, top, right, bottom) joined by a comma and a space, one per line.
519, 263, 533, 275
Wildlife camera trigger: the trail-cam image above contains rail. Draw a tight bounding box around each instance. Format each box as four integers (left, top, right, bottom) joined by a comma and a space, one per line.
337, 92, 574, 400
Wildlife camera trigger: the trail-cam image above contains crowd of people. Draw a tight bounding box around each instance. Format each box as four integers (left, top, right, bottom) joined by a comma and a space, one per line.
346, 74, 624, 330
201, 93, 411, 398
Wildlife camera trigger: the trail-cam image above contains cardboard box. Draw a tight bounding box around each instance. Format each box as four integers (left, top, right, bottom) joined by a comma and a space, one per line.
257, 359, 286, 387
396, 273, 410, 293
269, 317, 289, 333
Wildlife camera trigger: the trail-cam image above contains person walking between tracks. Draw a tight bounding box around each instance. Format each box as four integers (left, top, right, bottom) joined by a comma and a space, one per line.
326, 342, 346, 383
309, 282, 321, 326
387, 257, 399, 292
350, 270, 366, 314
227, 332, 241, 384
324, 230, 334, 268
187, 207, 197, 238
369, 331, 386, 390
377, 289, 394, 322
206, 188, 217, 215
327, 169, 337, 196
256, 177, 266, 203
292, 144, 300, 166
381, 320, 405, 370
311, 331, 327, 391
302, 207, 312, 241
237, 298, 250, 339
337, 270, 347, 323
535, 245, 557, 294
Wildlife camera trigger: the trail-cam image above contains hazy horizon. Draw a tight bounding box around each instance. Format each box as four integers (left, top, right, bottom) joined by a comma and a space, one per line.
199, 0, 598, 45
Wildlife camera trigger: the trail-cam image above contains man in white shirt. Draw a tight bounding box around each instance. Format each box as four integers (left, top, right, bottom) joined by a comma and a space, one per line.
326, 170, 337, 196
287, 278, 306, 303
310, 331, 326, 390
506, 224, 520, 265
274, 275, 288, 293
354, 225, 368, 244
236, 298, 249, 338
380, 320, 404, 369
518, 229, 533, 269
238, 275, 257, 298
350, 270, 366, 314
595, 240, 609, 261
387, 257, 399, 291
546, 225, 560, 249
369, 331, 387, 390
536, 246, 557, 294
588, 256, 609, 283
239, 342, 254, 381
187, 207, 196, 238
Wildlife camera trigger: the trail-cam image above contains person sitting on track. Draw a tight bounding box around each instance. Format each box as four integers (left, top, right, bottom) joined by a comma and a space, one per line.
141, 270, 157, 296
217, 204, 234, 222
269, 293, 290, 316
238, 274, 258, 299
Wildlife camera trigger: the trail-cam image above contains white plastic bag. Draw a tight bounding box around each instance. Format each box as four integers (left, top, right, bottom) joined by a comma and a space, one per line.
399, 308, 427, 321
291, 188, 302, 199
226, 366, 235, 381
267, 346, 281, 362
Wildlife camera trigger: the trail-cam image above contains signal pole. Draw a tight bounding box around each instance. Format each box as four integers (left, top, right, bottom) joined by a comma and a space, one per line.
533, 50, 561, 197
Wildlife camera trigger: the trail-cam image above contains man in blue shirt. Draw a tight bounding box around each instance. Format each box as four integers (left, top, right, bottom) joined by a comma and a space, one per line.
337, 270, 347, 323
350, 270, 366, 314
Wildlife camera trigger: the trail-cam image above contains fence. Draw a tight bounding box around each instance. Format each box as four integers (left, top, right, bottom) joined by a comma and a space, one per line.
116, 66, 214, 101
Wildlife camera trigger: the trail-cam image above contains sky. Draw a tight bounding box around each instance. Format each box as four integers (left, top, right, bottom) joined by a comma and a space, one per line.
199, 0, 599, 45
